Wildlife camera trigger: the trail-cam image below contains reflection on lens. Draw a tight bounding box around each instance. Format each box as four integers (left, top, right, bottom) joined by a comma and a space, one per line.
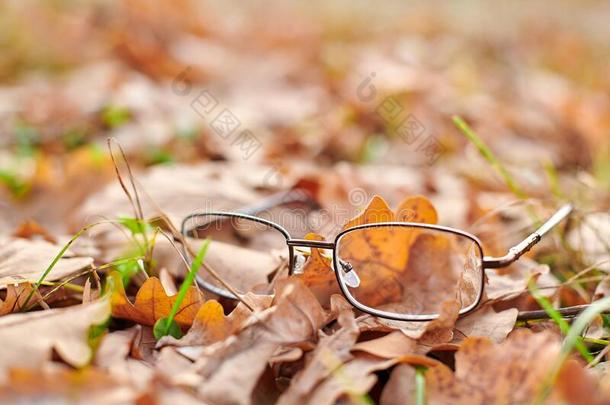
336, 225, 483, 318
183, 214, 289, 296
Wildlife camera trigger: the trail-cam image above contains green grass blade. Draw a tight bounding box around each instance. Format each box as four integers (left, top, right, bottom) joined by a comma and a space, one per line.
21, 222, 100, 310
155, 238, 211, 339
535, 297, 610, 404
453, 115, 541, 224
452, 116, 527, 199
415, 366, 427, 405
528, 281, 593, 362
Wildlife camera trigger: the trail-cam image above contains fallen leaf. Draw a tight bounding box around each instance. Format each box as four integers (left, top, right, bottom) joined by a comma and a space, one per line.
276, 302, 359, 405
168, 299, 233, 346
110, 272, 204, 328
0, 366, 137, 404
193, 278, 327, 405
411, 329, 600, 404
359, 298, 460, 344
94, 327, 154, 391
485, 259, 552, 301
295, 233, 341, 307
0, 299, 110, 375
0, 237, 93, 288
303, 354, 398, 405
380, 363, 416, 405
0, 284, 34, 315
12, 219, 56, 243
453, 304, 518, 343
352, 331, 416, 359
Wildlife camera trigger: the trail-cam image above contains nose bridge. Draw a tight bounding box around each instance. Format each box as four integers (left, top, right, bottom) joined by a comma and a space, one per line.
287, 239, 335, 250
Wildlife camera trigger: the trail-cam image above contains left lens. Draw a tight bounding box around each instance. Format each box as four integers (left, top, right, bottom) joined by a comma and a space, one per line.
335, 224, 483, 319
183, 213, 289, 297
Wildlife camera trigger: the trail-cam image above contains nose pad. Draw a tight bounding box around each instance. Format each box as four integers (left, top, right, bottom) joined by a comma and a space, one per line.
340, 260, 360, 288
292, 252, 307, 274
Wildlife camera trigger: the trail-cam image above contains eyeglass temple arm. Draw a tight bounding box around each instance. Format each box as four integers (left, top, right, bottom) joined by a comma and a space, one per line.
483, 204, 573, 269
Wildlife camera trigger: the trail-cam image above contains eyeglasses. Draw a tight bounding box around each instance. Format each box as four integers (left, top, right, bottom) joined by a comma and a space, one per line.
181, 198, 573, 322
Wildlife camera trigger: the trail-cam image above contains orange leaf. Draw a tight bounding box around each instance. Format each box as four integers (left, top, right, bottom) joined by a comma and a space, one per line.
395, 195, 438, 223
189, 300, 233, 343
110, 272, 204, 328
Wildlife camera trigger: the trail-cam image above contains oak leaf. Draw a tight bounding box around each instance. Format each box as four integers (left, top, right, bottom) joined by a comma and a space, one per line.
110, 272, 204, 328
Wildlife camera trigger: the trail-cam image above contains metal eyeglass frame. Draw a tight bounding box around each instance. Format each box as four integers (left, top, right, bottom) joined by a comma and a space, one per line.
181, 201, 574, 322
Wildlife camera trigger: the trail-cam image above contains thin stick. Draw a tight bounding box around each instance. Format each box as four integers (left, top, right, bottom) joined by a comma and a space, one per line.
107, 138, 140, 222
107, 138, 144, 221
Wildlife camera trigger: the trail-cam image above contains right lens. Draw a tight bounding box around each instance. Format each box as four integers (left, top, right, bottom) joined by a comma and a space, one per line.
183, 213, 289, 296
335, 224, 483, 319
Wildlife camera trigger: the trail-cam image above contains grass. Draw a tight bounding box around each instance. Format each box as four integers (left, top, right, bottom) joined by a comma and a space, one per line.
452, 116, 527, 200
0, 169, 29, 199
20, 222, 101, 311
414, 366, 427, 405
153, 238, 211, 340
527, 280, 593, 362
20, 218, 149, 311
452, 115, 542, 225
534, 297, 610, 404
101, 105, 131, 129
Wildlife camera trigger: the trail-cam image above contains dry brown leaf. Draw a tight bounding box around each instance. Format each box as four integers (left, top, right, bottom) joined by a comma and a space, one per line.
408, 329, 602, 404
193, 278, 327, 405
0, 284, 34, 315
340, 196, 413, 276
12, 219, 56, 243
0, 366, 137, 404
485, 259, 552, 301
166, 292, 274, 353
380, 363, 416, 405
0, 299, 110, 375
94, 327, 154, 391
352, 331, 416, 359
555, 359, 610, 405
110, 272, 204, 328
418, 299, 461, 347
359, 298, 460, 345
276, 303, 359, 405
0, 237, 93, 288
304, 354, 398, 405
194, 238, 281, 295
282, 310, 438, 405
453, 304, 518, 343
